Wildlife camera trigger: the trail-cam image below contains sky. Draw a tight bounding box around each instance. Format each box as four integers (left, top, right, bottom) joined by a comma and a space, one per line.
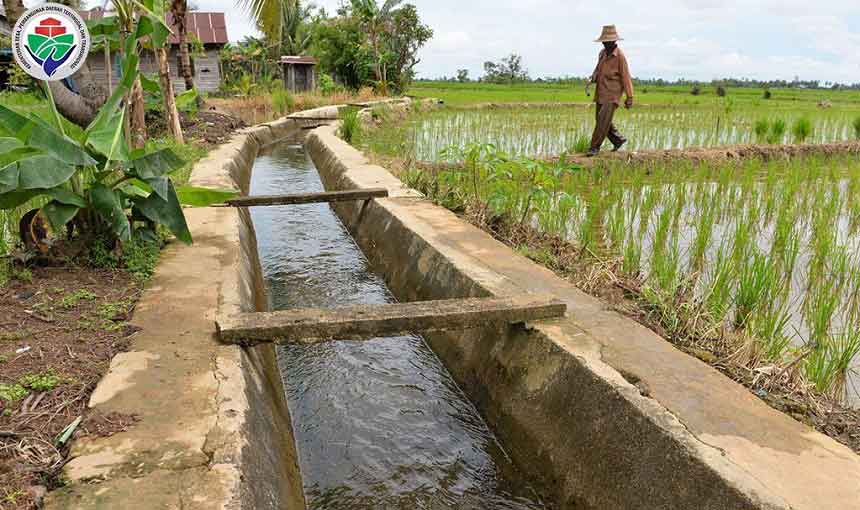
110, 0, 860, 83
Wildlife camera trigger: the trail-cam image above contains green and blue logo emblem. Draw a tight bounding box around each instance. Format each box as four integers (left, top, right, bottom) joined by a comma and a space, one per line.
12, 3, 90, 81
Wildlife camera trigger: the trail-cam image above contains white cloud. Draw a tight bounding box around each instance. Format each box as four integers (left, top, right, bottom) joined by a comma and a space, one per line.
200, 0, 860, 83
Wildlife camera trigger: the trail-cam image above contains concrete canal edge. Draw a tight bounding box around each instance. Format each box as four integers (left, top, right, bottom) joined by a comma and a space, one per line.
43, 113, 327, 509
306, 121, 860, 510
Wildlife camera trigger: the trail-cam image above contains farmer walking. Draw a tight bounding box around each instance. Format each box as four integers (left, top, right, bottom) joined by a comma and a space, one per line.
587, 25, 634, 156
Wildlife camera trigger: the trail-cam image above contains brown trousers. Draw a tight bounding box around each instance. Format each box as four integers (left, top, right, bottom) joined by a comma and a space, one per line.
590, 102, 626, 151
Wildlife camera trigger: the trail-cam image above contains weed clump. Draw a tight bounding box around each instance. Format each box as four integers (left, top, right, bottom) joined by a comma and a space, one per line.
0, 383, 28, 402
89, 234, 164, 282
19, 370, 61, 392
338, 107, 362, 144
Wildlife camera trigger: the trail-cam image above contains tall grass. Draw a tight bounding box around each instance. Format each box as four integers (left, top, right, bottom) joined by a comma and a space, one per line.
338, 107, 363, 144
271, 88, 295, 117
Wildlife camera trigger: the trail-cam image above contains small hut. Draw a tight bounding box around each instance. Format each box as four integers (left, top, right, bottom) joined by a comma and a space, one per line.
280, 56, 317, 93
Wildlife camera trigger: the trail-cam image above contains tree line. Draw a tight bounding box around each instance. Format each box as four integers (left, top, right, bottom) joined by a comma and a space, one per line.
435, 54, 860, 90
222, 0, 433, 95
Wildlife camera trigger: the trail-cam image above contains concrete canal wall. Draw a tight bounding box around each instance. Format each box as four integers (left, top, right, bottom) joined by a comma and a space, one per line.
306, 120, 860, 510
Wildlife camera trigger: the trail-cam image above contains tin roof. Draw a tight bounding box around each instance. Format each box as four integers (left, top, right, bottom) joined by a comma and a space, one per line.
280, 56, 317, 65
80, 9, 228, 45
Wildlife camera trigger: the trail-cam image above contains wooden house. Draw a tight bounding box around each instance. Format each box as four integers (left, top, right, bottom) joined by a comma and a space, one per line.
79, 9, 228, 93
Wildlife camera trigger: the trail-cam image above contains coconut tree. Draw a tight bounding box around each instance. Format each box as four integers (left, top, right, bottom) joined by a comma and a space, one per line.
236, 0, 311, 59
169, 0, 195, 91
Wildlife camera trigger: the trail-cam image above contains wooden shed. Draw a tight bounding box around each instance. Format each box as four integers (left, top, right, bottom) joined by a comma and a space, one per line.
280, 56, 317, 93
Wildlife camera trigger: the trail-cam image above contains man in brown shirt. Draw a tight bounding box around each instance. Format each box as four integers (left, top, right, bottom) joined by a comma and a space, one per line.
587, 25, 634, 156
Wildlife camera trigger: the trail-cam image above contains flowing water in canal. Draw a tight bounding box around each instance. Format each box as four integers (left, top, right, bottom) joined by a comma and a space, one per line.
249, 136, 546, 509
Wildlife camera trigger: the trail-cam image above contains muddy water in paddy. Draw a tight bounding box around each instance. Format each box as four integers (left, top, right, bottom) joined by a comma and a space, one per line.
249, 138, 546, 509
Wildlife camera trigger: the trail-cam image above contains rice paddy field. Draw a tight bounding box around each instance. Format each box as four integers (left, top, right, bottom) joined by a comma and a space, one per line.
395, 105, 860, 161
358, 83, 860, 408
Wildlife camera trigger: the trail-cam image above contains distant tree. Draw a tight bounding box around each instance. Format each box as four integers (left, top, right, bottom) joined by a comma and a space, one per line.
763, 88, 772, 99
350, 0, 404, 95
309, 13, 375, 89
482, 54, 529, 84
715, 84, 727, 97
384, 4, 433, 93
456, 69, 470, 82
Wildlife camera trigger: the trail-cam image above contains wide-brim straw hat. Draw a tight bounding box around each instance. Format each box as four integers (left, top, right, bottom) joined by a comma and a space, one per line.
595, 25, 623, 42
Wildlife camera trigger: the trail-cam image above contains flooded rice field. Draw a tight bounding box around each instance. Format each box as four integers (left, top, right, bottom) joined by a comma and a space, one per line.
390, 106, 860, 162
249, 137, 546, 509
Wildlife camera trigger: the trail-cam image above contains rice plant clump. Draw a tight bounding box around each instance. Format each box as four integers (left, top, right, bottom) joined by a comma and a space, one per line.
754, 119, 770, 142
792, 117, 813, 143
767, 119, 786, 144
853, 116, 860, 139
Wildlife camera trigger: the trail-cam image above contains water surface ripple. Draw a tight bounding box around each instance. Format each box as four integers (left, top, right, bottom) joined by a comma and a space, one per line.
250, 138, 545, 509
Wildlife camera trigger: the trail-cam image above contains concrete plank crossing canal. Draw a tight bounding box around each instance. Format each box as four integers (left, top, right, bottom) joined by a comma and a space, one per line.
248, 137, 548, 508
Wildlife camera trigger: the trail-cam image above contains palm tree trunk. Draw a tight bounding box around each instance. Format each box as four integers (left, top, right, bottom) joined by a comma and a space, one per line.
157, 47, 184, 144
4, 0, 26, 29
171, 0, 196, 91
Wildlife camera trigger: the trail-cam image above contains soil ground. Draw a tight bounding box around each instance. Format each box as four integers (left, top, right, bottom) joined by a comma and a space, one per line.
0, 266, 143, 510
145, 109, 247, 147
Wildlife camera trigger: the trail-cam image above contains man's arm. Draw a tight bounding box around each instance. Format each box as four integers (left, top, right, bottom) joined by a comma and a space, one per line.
620, 51, 634, 106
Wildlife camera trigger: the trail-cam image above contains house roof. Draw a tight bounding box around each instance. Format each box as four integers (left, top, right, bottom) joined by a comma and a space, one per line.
80, 9, 228, 45
280, 56, 317, 65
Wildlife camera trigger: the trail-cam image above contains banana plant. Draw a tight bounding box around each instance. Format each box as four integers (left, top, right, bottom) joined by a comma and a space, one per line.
0, 18, 234, 248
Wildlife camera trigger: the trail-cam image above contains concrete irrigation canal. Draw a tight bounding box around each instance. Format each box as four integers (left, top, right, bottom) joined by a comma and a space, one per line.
45, 103, 860, 509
